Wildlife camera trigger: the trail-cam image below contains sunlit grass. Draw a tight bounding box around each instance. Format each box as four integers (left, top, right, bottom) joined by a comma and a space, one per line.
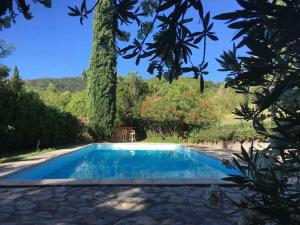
143, 136, 187, 144
0, 148, 56, 164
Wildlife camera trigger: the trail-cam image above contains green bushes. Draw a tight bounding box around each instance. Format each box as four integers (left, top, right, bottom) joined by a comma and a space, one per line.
0, 76, 79, 150
24, 75, 261, 144
140, 78, 219, 137
66, 90, 87, 117
188, 123, 266, 143
116, 73, 148, 127
142, 123, 266, 144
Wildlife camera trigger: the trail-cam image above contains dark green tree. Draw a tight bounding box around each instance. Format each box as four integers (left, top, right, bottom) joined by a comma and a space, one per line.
116, 72, 149, 126
10, 66, 23, 92
0, 0, 51, 30
0, 39, 14, 139
1, 74, 79, 150
82, 69, 87, 86
215, 0, 300, 224
87, 0, 117, 140
0, 39, 14, 79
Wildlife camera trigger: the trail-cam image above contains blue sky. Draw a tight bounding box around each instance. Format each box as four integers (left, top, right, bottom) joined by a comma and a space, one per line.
1, 0, 242, 81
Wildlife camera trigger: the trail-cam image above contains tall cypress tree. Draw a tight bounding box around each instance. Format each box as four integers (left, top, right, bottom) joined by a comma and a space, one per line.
87, 0, 117, 140
11, 66, 23, 92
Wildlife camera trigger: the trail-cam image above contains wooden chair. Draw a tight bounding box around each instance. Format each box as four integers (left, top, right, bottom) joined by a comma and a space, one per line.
121, 130, 127, 142
129, 130, 136, 142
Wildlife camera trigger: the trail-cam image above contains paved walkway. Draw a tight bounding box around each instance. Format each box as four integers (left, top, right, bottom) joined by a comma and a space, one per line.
0, 186, 240, 225
184, 141, 268, 161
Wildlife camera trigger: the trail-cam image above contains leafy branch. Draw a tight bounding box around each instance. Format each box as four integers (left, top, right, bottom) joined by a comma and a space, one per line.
68, 0, 219, 92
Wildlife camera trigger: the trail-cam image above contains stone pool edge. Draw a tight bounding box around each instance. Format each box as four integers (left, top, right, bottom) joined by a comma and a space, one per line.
0, 178, 235, 187
0, 144, 93, 179
0, 143, 236, 187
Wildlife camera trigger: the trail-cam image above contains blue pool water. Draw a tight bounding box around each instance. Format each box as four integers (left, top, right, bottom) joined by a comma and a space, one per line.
5, 144, 238, 180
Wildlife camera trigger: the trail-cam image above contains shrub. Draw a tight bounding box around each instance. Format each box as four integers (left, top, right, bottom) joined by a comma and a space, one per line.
140, 78, 219, 137
116, 73, 149, 127
0, 78, 79, 150
66, 90, 87, 117
188, 123, 266, 143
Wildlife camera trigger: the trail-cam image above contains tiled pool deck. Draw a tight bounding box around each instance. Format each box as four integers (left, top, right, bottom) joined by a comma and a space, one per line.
0, 186, 241, 225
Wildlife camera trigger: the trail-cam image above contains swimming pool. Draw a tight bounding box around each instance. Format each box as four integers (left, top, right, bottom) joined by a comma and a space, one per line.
4, 144, 238, 180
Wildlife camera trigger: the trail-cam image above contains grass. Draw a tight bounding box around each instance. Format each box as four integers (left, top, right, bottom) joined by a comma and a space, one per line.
0, 148, 56, 164
143, 122, 270, 144
143, 136, 187, 144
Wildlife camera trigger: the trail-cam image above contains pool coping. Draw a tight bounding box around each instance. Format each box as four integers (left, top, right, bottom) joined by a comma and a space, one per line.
0, 143, 236, 187
0, 144, 93, 179
0, 178, 235, 187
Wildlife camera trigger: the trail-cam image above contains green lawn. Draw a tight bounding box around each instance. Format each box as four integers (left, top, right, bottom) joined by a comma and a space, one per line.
143, 136, 187, 144
0, 148, 56, 164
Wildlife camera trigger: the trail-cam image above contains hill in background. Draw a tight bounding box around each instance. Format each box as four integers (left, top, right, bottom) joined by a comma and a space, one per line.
25, 77, 84, 92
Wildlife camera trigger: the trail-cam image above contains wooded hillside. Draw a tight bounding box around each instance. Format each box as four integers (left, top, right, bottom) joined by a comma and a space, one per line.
25, 77, 84, 92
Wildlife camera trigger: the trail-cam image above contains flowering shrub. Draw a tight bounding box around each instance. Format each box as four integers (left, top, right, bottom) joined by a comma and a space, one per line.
140, 78, 218, 136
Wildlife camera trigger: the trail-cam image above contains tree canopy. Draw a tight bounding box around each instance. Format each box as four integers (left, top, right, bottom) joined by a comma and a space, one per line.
68, 0, 218, 91
1, 0, 218, 92
0, 39, 14, 79
215, 0, 300, 224
0, 0, 51, 29
0, 68, 79, 150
